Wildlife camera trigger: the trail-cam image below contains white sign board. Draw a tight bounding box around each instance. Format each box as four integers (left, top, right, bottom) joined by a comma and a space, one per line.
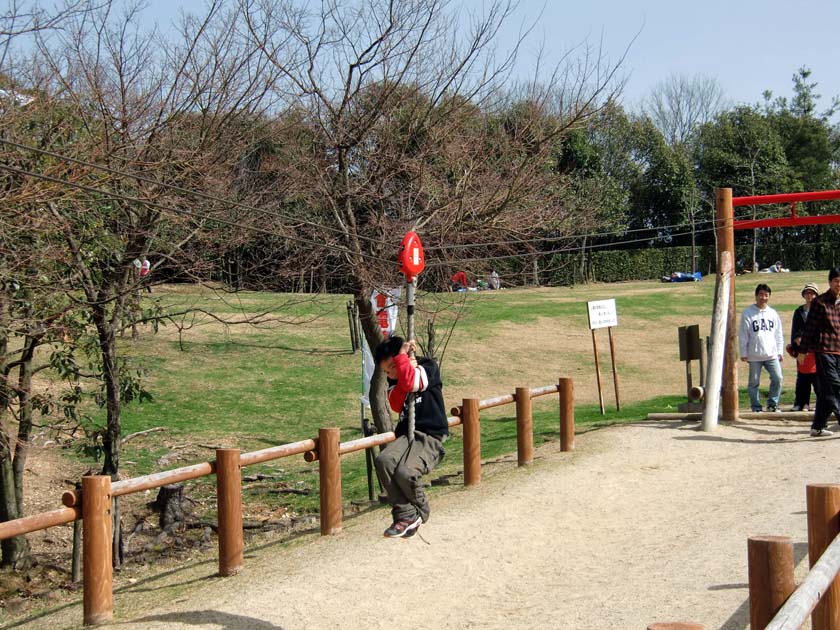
587, 298, 618, 330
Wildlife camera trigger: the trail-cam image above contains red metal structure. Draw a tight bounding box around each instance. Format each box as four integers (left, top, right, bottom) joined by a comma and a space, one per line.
732, 189, 840, 230
716, 187, 840, 422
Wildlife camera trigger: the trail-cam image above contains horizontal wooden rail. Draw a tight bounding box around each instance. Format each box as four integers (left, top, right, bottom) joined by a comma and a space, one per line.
62, 438, 318, 508
305, 417, 464, 462
451, 384, 560, 417
0, 506, 81, 540
765, 531, 840, 629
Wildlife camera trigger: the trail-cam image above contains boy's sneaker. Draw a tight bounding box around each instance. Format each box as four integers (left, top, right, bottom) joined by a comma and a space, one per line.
767, 406, 781, 413
792, 405, 803, 412
751, 407, 763, 413
810, 428, 834, 437
383, 515, 421, 538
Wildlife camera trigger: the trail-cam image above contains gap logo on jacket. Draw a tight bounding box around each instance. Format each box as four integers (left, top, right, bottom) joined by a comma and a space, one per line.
739, 304, 784, 362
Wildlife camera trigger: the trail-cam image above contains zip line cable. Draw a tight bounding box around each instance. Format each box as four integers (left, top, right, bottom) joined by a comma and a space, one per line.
0, 138, 387, 249
0, 162, 394, 264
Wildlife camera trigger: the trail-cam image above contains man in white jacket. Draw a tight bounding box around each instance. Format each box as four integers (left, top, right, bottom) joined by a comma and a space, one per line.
739, 283, 785, 412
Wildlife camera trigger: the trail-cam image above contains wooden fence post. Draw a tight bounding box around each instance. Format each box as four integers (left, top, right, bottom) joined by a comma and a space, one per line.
216, 448, 243, 577
559, 378, 575, 452
82, 475, 112, 626
319, 427, 343, 535
515, 387, 533, 467
748, 535, 795, 629
462, 398, 481, 486
715, 187, 739, 423
807, 483, 840, 630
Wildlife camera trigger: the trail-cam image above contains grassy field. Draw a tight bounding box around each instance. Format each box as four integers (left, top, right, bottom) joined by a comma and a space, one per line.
89, 270, 826, 518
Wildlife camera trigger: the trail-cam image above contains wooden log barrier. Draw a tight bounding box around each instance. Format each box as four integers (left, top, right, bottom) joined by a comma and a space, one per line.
216, 448, 243, 577
318, 427, 342, 535
807, 484, 840, 630
514, 387, 534, 466
462, 398, 481, 486
82, 475, 112, 626
748, 535, 795, 629
559, 377, 574, 452
515, 387, 533, 467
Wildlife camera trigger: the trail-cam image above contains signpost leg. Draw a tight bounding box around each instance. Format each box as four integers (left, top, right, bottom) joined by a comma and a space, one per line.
592, 329, 605, 415
608, 326, 621, 411
406, 277, 416, 442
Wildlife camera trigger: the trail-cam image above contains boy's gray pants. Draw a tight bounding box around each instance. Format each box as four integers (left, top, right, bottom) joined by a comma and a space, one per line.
374, 432, 445, 523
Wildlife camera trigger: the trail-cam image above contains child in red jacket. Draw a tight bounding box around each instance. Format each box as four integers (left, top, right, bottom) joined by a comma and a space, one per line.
373, 336, 447, 538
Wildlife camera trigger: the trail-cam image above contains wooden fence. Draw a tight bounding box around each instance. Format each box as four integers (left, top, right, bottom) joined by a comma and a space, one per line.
0, 378, 574, 626
648, 482, 840, 630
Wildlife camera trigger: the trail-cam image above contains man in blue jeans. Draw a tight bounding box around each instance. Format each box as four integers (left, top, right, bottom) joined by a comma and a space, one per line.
739, 283, 785, 412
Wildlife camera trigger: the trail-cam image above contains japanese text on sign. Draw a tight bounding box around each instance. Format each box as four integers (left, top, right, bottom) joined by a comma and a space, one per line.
587, 298, 618, 330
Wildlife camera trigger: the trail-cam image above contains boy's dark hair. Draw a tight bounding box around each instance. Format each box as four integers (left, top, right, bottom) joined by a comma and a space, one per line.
829, 268, 840, 282
374, 336, 404, 364
755, 283, 772, 295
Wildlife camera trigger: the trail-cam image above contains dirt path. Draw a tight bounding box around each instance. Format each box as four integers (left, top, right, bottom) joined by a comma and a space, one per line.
14, 418, 839, 630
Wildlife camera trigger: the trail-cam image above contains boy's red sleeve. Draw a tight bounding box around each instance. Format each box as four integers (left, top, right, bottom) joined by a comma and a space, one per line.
387, 353, 413, 412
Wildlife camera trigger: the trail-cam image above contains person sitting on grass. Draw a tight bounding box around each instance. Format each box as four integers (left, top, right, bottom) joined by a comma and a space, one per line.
739, 283, 784, 412
373, 336, 448, 539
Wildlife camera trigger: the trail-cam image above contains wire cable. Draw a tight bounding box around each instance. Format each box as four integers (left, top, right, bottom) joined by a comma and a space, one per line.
0, 162, 394, 264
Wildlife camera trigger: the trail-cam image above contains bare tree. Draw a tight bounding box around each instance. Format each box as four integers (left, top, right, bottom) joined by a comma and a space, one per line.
241, 0, 625, 432
646, 73, 724, 147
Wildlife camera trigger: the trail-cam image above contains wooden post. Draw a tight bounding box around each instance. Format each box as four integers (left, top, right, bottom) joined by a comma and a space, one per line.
608, 326, 621, 411
515, 387, 533, 466
591, 329, 605, 415
462, 398, 481, 486
807, 483, 840, 629
318, 427, 343, 535
215, 448, 243, 577
701, 251, 732, 432
559, 378, 575, 452
748, 535, 795, 629
82, 475, 112, 626
715, 187, 739, 422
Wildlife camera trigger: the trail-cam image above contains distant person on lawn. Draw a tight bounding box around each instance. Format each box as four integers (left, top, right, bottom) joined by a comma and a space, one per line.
373, 336, 447, 538
799, 268, 840, 437
739, 283, 784, 412
788, 283, 820, 411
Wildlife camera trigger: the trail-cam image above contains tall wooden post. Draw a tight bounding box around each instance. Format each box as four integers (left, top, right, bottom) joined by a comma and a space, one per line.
318, 428, 343, 535
807, 484, 840, 629
748, 535, 795, 629
215, 448, 243, 577
462, 398, 481, 486
702, 251, 732, 432
591, 329, 605, 415
559, 378, 575, 452
608, 327, 621, 411
715, 187, 739, 422
82, 475, 112, 626
515, 387, 533, 466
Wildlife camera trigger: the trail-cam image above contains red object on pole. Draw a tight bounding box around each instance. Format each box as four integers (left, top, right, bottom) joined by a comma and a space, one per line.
398, 231, 425, 281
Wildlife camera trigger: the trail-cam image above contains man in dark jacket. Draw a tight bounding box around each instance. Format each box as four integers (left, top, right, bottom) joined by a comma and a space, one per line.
800, 269, 840, 436
373, 336, 447, 538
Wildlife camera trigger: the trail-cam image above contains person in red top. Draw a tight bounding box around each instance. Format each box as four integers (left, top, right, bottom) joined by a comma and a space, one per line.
373, 336, 447, 538
800, 269, 840, 436
451, 270, 467, 291
789, 283, 819, 411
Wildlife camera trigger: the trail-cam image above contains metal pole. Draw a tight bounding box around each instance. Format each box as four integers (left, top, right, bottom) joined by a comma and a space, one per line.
406, 277, 416, 442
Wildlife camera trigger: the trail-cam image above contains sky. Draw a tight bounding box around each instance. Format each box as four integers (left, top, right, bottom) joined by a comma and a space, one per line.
139, 0, 840, 113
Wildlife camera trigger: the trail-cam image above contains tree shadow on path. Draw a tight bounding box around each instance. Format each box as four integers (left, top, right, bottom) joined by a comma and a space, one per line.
126, 610, 285, 629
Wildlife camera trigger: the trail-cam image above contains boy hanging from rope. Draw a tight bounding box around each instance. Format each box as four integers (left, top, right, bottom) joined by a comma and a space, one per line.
373, 336, 448, 538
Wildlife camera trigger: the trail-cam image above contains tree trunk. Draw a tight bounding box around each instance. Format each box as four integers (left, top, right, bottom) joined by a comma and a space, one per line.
93, 307, 123, 568
355, 294, 393, 435
12, 336, 38, 517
